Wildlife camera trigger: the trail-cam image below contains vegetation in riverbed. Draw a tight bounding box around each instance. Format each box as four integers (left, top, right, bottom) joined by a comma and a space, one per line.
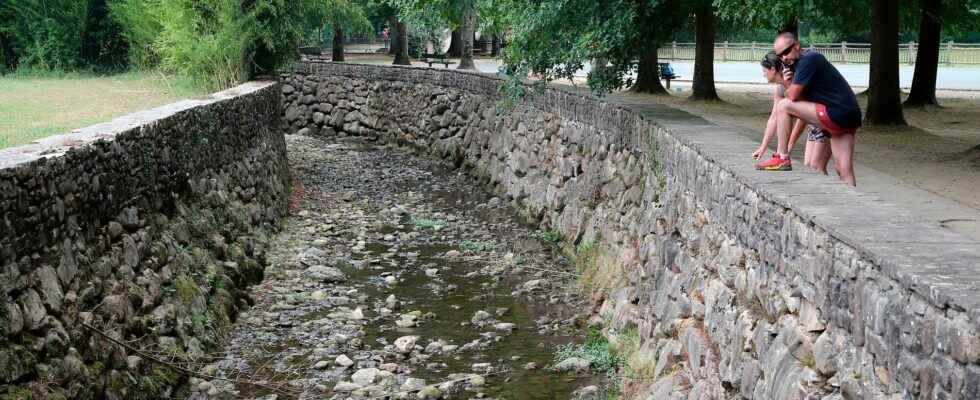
530, 229, 562, 244
553, 328, 630, 399
410, 217, 447, 230
459, 239, 496, 252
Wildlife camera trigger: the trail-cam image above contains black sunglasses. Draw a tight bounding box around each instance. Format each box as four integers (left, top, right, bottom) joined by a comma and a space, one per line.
777, 42, 796, 57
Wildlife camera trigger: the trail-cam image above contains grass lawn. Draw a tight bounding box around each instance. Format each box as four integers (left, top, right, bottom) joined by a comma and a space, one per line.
0, 70, 208, 149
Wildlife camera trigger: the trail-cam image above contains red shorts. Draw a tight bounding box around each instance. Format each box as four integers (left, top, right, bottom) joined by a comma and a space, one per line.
815, 103, 857, 136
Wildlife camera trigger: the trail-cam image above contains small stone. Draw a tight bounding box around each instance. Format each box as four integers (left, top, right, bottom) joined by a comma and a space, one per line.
386, 294, 399, 309
471, 363, 492, 372
468, 375, 486, 386
425, 268, 439, 277
351, 368, 379, 385
311, 290, 328, 301
333, 381, 363, 392
336, 355, 354, 367
416, 386, 441, 399
401, 378, 426, 392
351, 308, 364, 320
471, 310, 491, 323
445, 250, 462, 258
494, 322, 516, 331
380, 363, 399, 372
305, 265, 347, 283
313, 360, 329, 369
385, 276, 398, 285
524, 362, 539, 370
555, 357, 591, 372
572, 385, 600, 399
395, 336, 418, 353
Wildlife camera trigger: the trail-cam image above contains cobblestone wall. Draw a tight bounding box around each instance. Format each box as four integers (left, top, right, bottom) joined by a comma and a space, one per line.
0, 81, 289, 399
283, 62, 980, 400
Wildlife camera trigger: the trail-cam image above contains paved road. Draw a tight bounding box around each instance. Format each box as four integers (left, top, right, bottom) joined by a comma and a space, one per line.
465, 59, 980, 90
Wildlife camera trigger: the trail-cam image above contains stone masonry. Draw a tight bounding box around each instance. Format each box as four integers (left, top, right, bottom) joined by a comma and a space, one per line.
0, 82, 290, 399
282, 62, 980, 399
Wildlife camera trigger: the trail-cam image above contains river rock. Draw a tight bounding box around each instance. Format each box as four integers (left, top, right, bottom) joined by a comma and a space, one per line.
494, 322, 516, 331
333, 381, 363, 392
471, 310, 491, 323
555, 357, 591, 372
351, 368, 379, 385
401, 378, 426, 391
416, 386, 441, 399
305, 265, 346, 282
395, 336, 418, 353
336, 354, 354, 367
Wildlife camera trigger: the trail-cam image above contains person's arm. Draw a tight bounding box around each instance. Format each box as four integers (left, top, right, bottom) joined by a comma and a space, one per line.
785, 83, 806, 101
755, 88, 781, 159
785, 55, 816, 101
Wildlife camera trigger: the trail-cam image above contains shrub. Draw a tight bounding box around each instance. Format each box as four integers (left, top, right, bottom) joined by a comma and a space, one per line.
1, 0, 128, 72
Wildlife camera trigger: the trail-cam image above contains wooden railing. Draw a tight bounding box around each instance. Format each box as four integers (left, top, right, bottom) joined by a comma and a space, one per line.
658, 41, 980, 65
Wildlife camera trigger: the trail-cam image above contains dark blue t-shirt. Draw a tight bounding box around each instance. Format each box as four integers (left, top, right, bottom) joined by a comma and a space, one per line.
793, 51, 862, 128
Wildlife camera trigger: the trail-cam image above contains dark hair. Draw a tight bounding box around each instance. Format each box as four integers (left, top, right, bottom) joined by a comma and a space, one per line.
761, 51, 782, 71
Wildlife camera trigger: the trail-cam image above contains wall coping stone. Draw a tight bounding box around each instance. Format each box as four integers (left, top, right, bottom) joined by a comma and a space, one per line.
295, 61, 980, 324
0, 80, 277, 170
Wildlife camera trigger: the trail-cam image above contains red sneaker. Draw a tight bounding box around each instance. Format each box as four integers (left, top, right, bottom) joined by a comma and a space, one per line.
755, 154, 792, 171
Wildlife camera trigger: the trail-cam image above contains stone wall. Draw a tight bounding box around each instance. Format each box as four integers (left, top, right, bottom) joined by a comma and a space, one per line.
282, 62, 980, 400
0, 81, 289, 399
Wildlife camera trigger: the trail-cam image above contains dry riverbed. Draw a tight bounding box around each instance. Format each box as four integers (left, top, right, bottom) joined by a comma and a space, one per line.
185, 135, 605, 399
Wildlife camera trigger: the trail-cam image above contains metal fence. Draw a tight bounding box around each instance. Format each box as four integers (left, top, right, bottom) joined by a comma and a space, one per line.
658, 41, 980, 65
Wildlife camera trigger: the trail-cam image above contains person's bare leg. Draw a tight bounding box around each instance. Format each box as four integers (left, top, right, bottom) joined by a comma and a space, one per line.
829, 133, 856, 186
807, 140, 831, 174
773, 100, 795, 156
775, 99, 821, 156
787, 118, 806, 156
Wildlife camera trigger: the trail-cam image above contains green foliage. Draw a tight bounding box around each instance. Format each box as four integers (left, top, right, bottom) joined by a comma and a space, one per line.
530, 229, 562, 244
155, 0, 250, 90
108, 0, 163, 69
553, 328, 625, 376
501, 0, 687, 98
0, 0, 127, 71
410, 217, 447, 230
459, 240, 495, 252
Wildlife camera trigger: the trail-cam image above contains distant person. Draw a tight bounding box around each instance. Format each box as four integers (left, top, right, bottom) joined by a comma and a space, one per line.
381, 27, 390, 50
757, 32, 861, 186
754, 51, 808, 163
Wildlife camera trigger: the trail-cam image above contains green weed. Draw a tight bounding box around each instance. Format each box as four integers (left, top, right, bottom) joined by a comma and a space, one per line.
410, 218, 447, 230
553, 328, 625, 377
460, 240, 496, 252
530, 229, 562, 244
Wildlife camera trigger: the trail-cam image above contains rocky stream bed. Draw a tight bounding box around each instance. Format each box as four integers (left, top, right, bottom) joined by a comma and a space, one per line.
184, 135, 603, 400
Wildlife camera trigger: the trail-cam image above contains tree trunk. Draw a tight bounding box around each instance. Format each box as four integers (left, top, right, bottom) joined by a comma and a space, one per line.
630, 46, 668, 95
332, 25, 345, 62
691, 2, 719, 101
393, 19, 411, 65
491, 35, 500, 57
457, 0, 476, 69
866, 0, 906, 125
904, 0, 942, 107
447, 29, 462, 57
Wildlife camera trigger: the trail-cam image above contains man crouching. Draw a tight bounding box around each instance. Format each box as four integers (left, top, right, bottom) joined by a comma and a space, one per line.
756, 32, 861, 186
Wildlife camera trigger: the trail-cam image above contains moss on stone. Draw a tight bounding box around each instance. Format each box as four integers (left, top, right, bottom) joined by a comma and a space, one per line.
0, 344, 37, 383
136, 365, 182, 397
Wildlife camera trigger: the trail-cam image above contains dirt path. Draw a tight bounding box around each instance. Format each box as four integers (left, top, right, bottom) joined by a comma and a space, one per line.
186, 135, 602, 400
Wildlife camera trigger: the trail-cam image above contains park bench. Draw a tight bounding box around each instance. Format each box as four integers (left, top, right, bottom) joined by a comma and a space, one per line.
422, 53, 455, 68
658, 62, 680, 89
